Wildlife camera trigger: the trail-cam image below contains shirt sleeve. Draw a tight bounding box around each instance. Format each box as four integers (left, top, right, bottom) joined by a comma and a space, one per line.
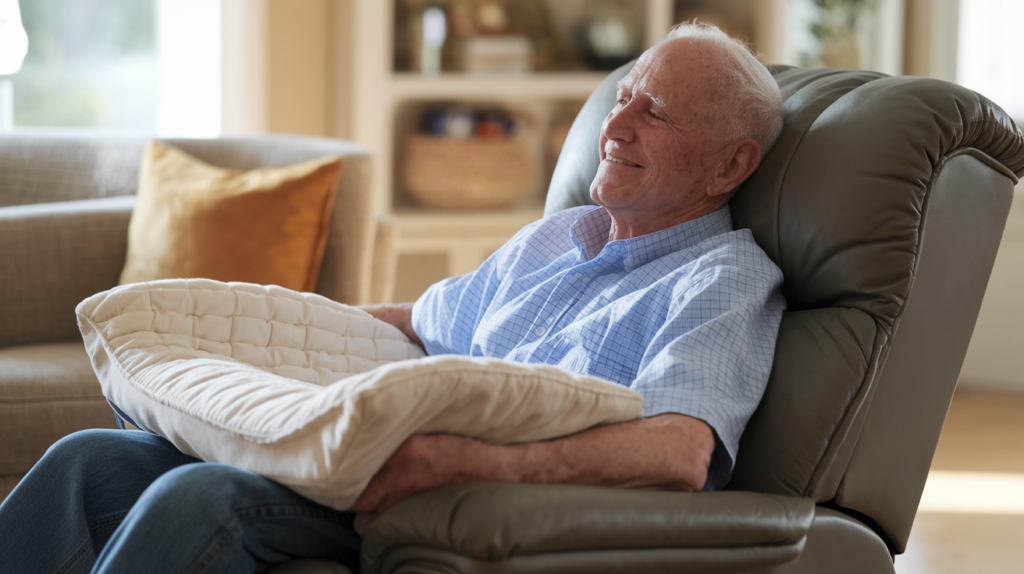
630, 241, 786, 489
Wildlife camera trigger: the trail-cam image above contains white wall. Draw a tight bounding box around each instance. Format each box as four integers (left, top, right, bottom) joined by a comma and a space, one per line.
959, 180, 1024, 392
952, 0, 1024, 392
220, 0, 267, 135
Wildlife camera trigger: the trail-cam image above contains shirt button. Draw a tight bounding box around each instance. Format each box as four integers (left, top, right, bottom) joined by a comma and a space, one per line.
535, 327, 547, 336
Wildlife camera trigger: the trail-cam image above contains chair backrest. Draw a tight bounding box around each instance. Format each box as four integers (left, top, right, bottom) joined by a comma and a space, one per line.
545, 64, 1024, 554
0, 133, 374, 305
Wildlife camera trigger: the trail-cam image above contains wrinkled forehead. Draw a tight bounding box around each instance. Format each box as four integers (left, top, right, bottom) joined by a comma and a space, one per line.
619, 40, 718, 109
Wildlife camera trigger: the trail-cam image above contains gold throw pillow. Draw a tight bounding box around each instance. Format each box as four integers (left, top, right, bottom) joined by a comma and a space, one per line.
119, 142, 343, 292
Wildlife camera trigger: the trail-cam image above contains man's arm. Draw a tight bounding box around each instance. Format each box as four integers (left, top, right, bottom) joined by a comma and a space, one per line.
361, 303, 422, 348
351, 413, 714, 514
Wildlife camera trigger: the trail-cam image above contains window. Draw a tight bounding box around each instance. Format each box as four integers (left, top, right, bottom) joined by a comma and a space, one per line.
156, 0, 221, 137
14, 0, 159, 131
10, 0, 221, 136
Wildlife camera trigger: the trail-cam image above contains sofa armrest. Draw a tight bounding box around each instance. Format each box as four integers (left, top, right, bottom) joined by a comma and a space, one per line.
0, 195, 134, 347
361, 483, 814, 574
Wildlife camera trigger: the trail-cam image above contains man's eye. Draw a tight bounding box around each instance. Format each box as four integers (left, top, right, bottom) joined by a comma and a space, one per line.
647, 109, 660, 119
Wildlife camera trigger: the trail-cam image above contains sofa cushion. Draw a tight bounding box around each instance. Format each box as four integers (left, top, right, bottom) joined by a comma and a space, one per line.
0, 196, 134, 348
119, 142, 343, 292
77, 279, 644, 510
0, 341, 118, 475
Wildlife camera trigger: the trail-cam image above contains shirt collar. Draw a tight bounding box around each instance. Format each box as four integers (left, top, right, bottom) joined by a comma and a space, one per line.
570, 205, 734, 270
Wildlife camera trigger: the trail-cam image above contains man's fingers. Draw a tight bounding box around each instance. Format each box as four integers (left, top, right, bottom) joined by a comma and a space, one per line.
352, 434, 484, 514
353, 513, 378, 535
353, 485, 399, 515
350, 489, 375, 514
352, 456, 403, 513
351, 473, 387, 513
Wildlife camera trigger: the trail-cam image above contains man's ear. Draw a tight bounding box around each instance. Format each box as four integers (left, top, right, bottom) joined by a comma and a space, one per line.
707, 139, 762, 198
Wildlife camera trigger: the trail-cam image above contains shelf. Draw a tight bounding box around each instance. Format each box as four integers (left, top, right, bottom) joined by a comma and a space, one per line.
393, 206, 547, 296
390, 72, 609, 101
394, 206, 545, 234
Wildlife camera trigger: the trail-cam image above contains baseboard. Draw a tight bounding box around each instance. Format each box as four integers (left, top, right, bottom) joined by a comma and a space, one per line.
956, 378, 1024, 394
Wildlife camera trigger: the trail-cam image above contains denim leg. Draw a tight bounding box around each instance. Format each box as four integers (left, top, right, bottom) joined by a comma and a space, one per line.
0, 428, 201, 574
93, 463, 362, 574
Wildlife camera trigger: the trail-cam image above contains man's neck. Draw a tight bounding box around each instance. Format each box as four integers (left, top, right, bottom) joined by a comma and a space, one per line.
606, 201, 727, 241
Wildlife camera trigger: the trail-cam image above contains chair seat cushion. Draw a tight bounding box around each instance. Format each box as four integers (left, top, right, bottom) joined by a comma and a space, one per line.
0, 341, 118, 475
76, 279, 643, 510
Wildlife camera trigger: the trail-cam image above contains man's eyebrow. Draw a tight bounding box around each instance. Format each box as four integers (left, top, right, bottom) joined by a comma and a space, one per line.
614, 80, 665, 108
644, 92, 666, 107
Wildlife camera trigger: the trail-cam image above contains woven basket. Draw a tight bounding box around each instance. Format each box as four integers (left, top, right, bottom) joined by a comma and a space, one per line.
401, 134, 537, 209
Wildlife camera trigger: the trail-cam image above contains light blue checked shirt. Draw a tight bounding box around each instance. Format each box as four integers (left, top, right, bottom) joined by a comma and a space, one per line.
412, 204, 785, 489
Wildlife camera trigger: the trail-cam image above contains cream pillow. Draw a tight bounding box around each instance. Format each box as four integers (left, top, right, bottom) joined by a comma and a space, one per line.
120, 142, 343, 292
76, 279, 643, 510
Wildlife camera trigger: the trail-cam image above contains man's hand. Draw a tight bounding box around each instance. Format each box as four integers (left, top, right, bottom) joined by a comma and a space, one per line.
360, 303, 423, 348
352, 434, 508, 514
351, 413, 714, 515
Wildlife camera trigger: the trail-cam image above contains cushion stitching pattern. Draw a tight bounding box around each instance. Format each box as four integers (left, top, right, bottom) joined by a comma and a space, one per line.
91, 282, 412, 379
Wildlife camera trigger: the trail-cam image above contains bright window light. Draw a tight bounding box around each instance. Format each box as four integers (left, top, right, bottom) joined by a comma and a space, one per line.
0, 0, 29, 75
158, 0, 221, 137
12, 0, 159, 132
11, 0, 224, 136
918, 471, 1024, 514
957, 0, 1024, 121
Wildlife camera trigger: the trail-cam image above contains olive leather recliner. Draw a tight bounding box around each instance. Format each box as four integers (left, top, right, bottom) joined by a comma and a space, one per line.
290, 66, 1024, 573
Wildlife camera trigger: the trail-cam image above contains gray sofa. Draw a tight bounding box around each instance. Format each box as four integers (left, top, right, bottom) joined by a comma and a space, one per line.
0, 133, 392, 498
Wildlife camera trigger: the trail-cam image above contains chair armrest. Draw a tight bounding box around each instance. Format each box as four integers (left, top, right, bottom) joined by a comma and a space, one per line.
361, 483, 814, 574
369, 214, 399, 305
0, 196, 134, 347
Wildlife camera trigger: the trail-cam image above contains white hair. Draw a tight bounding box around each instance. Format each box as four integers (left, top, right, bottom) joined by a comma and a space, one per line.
663, 21, 783, 155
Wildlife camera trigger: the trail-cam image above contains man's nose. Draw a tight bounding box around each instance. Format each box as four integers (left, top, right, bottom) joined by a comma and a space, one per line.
603, 105, 636, 143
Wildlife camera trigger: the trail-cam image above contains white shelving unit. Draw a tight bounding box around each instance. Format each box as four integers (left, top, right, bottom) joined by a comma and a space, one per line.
346, 0, 781, 302
389, 72, 612, 100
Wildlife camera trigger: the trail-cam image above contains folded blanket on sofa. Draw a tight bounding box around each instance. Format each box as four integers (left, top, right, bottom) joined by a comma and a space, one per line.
76, 279, 643, 510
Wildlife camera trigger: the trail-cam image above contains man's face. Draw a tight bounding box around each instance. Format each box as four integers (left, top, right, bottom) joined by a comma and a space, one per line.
590, 39, 730, 221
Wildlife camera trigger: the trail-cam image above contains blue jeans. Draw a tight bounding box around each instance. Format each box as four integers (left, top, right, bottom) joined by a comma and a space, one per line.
0, 429, 361, 573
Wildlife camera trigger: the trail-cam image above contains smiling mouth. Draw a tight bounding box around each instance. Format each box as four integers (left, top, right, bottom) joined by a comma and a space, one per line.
605, 154, 642, 168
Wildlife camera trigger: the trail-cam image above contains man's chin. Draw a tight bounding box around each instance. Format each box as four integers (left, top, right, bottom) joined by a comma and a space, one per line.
590, 181, 639, 210
589, 185, 609, 209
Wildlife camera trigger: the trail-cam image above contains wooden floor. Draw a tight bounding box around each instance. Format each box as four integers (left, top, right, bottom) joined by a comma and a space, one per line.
895, 390, 1024, 573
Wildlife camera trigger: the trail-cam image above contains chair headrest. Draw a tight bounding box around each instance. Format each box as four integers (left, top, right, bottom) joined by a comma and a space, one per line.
546, 64, 1024, 332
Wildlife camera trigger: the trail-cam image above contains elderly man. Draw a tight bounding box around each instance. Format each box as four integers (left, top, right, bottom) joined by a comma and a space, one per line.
0, 22, 784, 574
354, 22, 784, 512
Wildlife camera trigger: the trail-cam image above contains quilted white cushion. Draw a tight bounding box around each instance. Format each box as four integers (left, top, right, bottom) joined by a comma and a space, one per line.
76, 279, 643, 510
